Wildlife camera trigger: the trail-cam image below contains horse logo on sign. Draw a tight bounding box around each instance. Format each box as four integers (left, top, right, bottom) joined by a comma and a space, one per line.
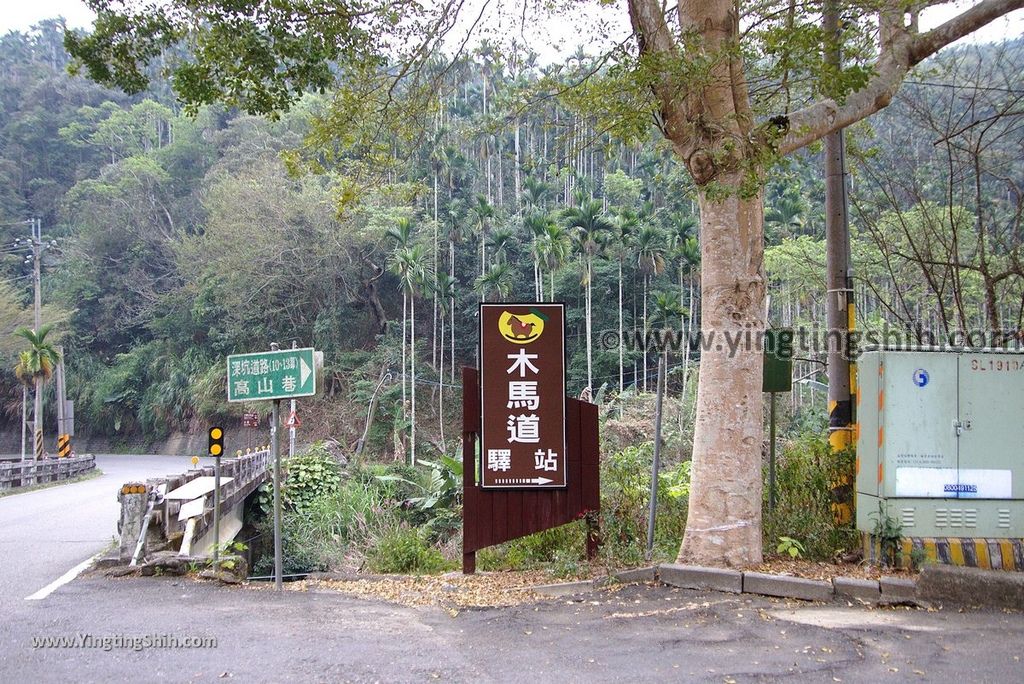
498, 308, 548, 344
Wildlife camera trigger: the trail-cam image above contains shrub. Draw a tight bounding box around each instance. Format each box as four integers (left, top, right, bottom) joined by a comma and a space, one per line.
366, 525, 449, 574
763, 434, 858, 560
250, 456, 400, 575
477, 521, 585, 571
255, 442, 342, 515
376, 454, 463, 541
599, 443, 689, 566
282, 443, 343, 511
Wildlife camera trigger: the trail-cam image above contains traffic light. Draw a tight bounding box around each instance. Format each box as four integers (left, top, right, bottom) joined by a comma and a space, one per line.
208, 426, 224, 457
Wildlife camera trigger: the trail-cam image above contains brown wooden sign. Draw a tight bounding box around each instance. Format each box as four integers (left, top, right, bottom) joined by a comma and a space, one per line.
479, 303, 566, 488
462, 367, 599, 574
242, 413, 259, 428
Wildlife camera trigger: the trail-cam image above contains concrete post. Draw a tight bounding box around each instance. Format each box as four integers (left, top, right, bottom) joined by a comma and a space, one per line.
118, 488, 149, 560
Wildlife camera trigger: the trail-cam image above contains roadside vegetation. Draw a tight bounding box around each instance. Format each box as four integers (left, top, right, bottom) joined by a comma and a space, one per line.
2, 20, 1016, 572
246, 393, 853, 578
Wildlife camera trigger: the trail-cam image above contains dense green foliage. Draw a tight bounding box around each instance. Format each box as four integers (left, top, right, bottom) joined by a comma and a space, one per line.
3, 17, 1023, 572
4, 20, 1021, 456
763, 435, 859, 560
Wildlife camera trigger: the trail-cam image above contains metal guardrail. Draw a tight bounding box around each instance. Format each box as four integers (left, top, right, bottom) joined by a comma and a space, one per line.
0, 455, 96, 490
119, 448, 272, 551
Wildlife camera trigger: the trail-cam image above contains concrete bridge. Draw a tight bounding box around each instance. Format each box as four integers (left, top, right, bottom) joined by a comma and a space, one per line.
117, 449, 271, 563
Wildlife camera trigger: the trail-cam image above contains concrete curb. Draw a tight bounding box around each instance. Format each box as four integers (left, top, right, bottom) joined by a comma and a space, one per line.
879, 576, 919, 605
833, 577, 881, 603
612, 566, 658, 583
656, 564, 929, 606
659, 564, 743, 593
532, 580, 599, 597
531, 566, 659, 597
916, 564, 1024, 610
743, 572, 834, 602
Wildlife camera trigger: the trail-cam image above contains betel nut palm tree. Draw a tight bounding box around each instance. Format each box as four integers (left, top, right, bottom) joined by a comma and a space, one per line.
14, 323, 61, 459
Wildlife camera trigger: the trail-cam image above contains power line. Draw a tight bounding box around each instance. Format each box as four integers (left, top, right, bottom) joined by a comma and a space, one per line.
905, 80, 1024, 95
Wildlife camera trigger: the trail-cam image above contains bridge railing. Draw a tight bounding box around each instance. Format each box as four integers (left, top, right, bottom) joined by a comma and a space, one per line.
0, 455, 96, 490
118, 448, 272, 560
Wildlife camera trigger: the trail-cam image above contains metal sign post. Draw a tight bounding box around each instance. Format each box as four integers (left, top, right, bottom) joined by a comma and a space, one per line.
479, 303, 567, 489
646, 350, 667, 559
225, 343, 317, 591
289, 340, 297, 457
763, 329, 794, 513
213, 458, 221, 562
271, 398, 282, 591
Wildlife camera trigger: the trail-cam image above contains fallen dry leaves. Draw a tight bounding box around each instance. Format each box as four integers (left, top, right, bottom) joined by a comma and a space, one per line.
288, 570, 557, 609
751, 557, 917, 581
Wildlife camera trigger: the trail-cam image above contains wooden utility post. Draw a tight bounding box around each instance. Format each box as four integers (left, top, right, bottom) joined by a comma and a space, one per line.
32, 218, 44, 460
824, 0, 856, 523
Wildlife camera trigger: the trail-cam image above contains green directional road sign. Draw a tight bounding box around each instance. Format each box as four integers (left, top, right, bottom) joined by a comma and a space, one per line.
226, 348, 316, 402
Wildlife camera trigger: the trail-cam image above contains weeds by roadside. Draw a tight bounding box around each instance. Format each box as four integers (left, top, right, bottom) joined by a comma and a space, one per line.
248, 397, 856, 579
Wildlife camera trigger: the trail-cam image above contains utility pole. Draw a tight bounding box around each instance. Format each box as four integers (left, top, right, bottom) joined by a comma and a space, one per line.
21, 385, 27, 461
824, 2, 856, 524
17, 218, 53, 460
4, 217, 52, 461
55, 345, 67, 454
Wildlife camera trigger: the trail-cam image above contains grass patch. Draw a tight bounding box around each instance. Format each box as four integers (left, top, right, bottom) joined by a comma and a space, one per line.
763, 434, 858, 561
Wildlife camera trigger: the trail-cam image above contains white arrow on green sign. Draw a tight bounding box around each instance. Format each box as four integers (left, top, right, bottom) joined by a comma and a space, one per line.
226, 348, 316, 402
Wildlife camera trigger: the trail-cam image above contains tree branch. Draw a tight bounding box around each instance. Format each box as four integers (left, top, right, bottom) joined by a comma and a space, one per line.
911, 0, 1024, 63
778, 0, 1024, 156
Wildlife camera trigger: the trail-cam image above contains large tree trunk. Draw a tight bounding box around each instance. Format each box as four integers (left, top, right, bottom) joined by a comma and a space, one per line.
624, 0, 1020, 568
678, 182, 766, 567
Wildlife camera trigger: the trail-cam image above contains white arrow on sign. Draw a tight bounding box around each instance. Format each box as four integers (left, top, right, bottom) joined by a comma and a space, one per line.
495, 477, 554, 485
300, 357, 312, 386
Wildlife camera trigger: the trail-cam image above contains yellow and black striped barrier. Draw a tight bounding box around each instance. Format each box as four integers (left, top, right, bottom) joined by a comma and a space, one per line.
57, 434, 71, 458
829, 298, 858, 525
862, 533, 1024, 571
34, 429, 43, 460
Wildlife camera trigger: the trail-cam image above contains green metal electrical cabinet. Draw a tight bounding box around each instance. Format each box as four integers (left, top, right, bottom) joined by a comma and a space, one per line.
856, 349, 1024, 538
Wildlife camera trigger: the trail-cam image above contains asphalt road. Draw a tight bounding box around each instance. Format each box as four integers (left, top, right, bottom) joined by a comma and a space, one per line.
2, 459, 1023, 682
0, 454, 210, 608
1, 577, 1022, 682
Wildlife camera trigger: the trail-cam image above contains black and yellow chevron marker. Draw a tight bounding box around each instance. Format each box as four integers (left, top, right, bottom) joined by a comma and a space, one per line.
862, 533, 1024, 571
57, 434, 71, 458
829, 395, 856, 525
829, 297, 857, 526
34, 429, 43, 460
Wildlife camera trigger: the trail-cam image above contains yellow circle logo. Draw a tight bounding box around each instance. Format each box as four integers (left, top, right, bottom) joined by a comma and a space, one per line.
498, 309, 547, 344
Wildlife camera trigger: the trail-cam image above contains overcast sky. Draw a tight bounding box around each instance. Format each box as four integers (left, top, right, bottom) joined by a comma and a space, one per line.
1, 0, 1022, 56
2, 0, 97, 33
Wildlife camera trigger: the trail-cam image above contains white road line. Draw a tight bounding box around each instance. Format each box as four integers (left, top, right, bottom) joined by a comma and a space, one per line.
25, 554, 99, 601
